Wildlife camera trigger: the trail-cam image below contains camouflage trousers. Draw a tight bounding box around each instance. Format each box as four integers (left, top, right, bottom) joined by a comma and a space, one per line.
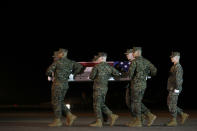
51, 81, 70, 119
93, 88, 112, 120
167, 91, 183, 118
130, 81, 150, 117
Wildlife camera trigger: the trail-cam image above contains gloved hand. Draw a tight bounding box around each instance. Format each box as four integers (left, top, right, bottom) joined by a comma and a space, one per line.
48, 76, 52, 81
174, 89, 180, 94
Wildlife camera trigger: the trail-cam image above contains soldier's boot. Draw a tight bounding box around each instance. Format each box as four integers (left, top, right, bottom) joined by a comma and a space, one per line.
66, 112, 77, 126
128, 117, 142, 127
126, 114, 146, 126
166, 118, 177, 126
180, 112, 189, 124
125, 117, 136, 126
89, 119, 102, 127
146, 112, 157, 126
109, 114, 119, 126
48, 118, 63, 127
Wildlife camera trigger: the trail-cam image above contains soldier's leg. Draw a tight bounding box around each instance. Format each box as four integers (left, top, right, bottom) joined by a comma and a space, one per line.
101, 89, 119, 126
140, 88, 156, 126
167, 92, 178, 118
101, 90, 112, 116
166, 92, 178, 126
61, 82, 70, 115
51, 83, 62, 119
128, 88, 142, 127
49, 82, 63, 126
93, 90, 103, 120
140, 89, 150, 115
176, 97, 189, 124
89, 89, 103, 127
60, 82, 77, 126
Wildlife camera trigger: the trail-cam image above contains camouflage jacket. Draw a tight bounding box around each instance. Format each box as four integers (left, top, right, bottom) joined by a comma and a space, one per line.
129, 56, 157, 81
89, 62, 120, 88
167, 63, 183, 91
46, 57, 83, 81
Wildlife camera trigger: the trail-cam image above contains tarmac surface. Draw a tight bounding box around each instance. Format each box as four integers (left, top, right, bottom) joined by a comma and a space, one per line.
0, 110, 196, 131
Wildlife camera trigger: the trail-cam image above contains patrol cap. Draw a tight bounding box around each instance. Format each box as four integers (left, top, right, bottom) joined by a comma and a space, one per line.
57, 48, 68, 53
124, 49, 133, 54
170, 52, 180, 58
132, 47, 142, 52
97, 52, 107, 57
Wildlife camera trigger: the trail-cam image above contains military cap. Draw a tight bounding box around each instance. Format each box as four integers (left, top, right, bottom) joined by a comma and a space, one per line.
57, 48, 68, 53
170, 52, 180, 58
97, 52, 107, 57
132, 47, 142, 52
124, 49, 133, 54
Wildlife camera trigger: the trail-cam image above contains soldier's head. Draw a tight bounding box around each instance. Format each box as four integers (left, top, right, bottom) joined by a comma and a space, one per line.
170, 52, 180, 64
125, 49, 135, 61
92, 55, 99, 62
132, 47, 142, 57
97, 52, 107, 63
57, 48, 68, 58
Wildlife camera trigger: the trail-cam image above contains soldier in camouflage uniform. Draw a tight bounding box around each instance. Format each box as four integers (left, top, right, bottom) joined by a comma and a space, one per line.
124, 49, 146, 126
166, 52, 189, 126
89, 52, 121, 127
127, 47, 157, 127
46, 48, 83, 127
92, 55, 109, 124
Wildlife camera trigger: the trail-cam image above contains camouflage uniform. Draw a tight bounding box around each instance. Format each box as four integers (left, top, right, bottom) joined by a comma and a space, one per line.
89, 62, 120, 120
167, 62, 183, 118
129, 56, 157, 118
46, 57, 83, 119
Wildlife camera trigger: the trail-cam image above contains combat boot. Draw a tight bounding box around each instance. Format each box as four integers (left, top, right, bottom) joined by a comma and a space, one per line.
66, 112, 77, 126
48, 118, 63, 127
180, 112, 189, 124
109, 114, 119, 126
89, 119, 102, 127
146, 112, 157, 126
166, 117, 177, 126
128, 116, 142, 127
125, 117, 136, 126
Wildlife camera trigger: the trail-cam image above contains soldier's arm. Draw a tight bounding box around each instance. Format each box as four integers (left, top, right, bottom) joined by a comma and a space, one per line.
148, 61, 157, 76
72, 61, 83, 76
89, 67, 97, 80
175, 65, 183, 90
111, 66, 121, 77
128, 60, 136, 79
46, 62, 57, 76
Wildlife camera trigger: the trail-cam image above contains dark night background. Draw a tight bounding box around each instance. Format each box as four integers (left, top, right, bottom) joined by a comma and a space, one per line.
0, 10, 196, 113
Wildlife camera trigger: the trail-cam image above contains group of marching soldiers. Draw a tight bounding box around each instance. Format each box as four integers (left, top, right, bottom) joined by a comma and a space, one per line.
46, 47, 189, 127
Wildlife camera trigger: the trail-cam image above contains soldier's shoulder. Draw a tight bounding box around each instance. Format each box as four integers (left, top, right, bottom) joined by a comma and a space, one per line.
142, 57, 151, 64
66, 58, 75, 63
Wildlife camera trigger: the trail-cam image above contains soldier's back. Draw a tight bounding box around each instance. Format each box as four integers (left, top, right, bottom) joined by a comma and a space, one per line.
55, 58, 73, 81
133, 56, 152, 80
95, 62, 112, 80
